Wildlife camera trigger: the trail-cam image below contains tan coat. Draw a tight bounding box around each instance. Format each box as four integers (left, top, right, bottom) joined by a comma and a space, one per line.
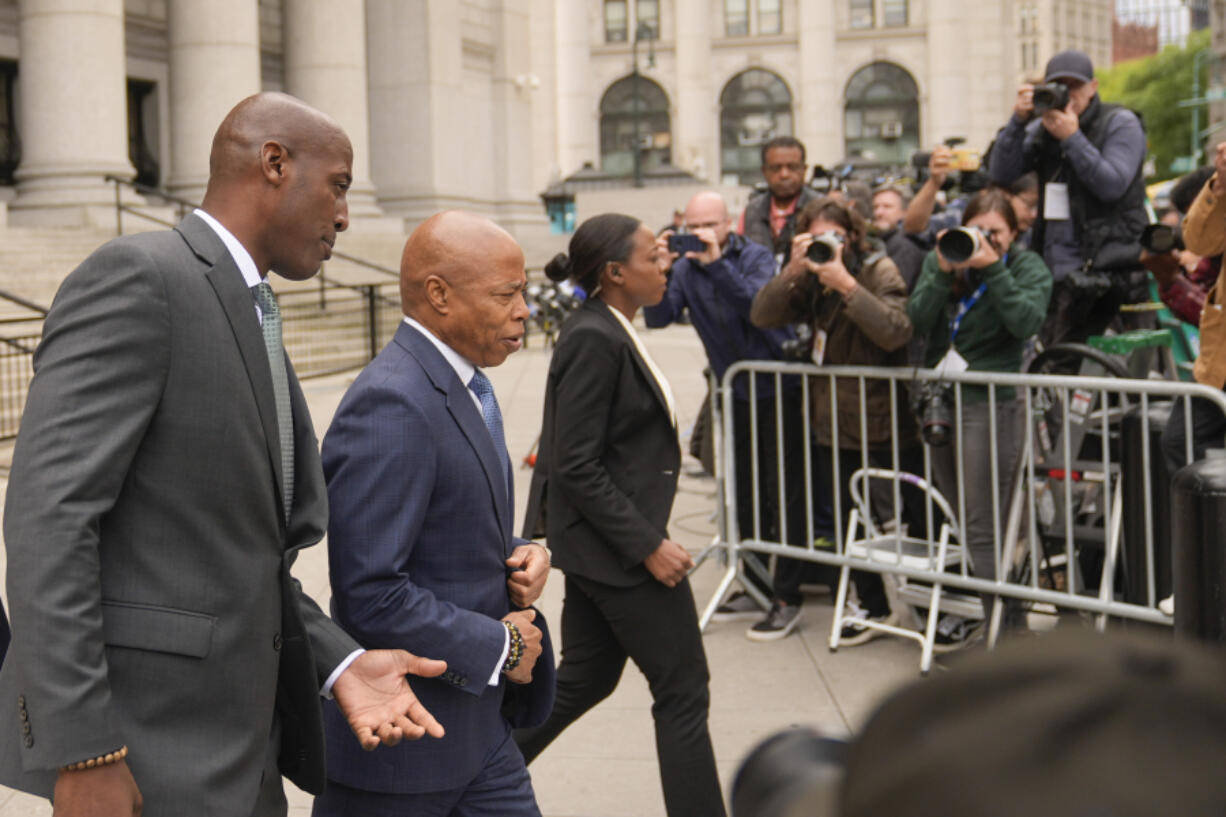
752, 252, 916, 448
1180, 175, 1226, 388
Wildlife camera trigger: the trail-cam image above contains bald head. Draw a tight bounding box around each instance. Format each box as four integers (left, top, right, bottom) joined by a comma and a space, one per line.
206, 92, 346, 189
401, 211, 529, 368
685, 191, 729, 220
199, 93, 353, 282
684, 191, 732, 248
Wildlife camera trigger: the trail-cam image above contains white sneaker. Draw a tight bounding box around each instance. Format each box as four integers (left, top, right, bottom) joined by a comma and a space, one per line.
838, 603, 899, 647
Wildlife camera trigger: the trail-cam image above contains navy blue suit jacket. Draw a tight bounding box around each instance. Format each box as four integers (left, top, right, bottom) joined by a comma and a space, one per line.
320, 321, 554, 795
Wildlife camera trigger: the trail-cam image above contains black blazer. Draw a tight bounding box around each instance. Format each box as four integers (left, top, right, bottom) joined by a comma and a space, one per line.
523, 299, 681, 588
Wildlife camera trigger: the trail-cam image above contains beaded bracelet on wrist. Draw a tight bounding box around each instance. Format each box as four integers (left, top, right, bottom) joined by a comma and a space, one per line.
502, 621, 524, 675
61, 745, 128, 772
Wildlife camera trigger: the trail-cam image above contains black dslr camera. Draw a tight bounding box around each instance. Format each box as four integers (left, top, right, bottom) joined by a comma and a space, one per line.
1032, 82, 1070, 114
1140, 223, 1184, 255
912, 381, 953, 447
780, 323, 814, 363
806, 231, 844, 265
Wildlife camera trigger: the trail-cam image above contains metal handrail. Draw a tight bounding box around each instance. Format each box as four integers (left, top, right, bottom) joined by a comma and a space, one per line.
0, 288, 44, 355
104, 175, 400, 280
0, 287, 47, 317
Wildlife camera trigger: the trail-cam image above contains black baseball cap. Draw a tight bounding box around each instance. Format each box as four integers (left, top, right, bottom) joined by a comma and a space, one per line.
1044, 49, 1094, 84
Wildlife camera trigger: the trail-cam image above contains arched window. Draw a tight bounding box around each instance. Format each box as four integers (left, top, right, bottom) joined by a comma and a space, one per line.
843, 62, 919, 165
599, 75, 672, 177
719, 69, 793, 185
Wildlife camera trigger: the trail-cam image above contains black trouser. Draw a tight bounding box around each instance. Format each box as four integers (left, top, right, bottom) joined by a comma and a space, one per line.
513, 574, 726, 817
814, 443, 930, 617
731, 385, 828, 604
1040, 278, 1122, 347
1161, 394, 1226, 476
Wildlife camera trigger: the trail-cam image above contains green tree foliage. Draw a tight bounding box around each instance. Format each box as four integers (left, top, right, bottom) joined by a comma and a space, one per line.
1097, 28, 1211, 181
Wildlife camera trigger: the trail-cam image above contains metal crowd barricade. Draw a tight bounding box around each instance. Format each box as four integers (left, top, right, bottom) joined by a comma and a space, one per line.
699, 359, 1226, 665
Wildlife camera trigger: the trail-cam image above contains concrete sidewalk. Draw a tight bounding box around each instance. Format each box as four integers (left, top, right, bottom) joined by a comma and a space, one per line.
0, 322, 923, 817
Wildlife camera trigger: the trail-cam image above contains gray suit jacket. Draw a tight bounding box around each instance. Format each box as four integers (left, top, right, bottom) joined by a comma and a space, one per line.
0, 214, 359, 814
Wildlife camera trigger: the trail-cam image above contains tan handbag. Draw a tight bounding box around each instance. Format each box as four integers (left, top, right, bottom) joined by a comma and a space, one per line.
1194, 275, 1226, 388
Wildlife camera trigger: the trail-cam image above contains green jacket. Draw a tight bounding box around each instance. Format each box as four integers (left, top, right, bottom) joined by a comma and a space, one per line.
907, 244, 1052, 401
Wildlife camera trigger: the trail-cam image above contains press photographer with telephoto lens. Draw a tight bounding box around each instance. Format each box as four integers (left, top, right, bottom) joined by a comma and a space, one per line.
750, 198, 926, 646
907, 188, 1052, 647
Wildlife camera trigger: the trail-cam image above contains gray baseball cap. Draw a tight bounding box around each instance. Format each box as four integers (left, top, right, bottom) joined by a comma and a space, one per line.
1044, 49, 1094, 84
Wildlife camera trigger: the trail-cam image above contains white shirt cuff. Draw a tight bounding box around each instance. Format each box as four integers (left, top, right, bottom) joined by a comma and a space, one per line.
321, 648, 366, 699
489, 625, 510, 686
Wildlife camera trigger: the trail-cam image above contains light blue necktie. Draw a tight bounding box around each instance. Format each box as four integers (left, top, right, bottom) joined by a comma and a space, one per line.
251, 282, 294, 522
468, 369, 511, 501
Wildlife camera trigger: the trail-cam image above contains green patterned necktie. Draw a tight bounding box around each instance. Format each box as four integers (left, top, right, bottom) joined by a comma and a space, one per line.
251, 282, 294, 522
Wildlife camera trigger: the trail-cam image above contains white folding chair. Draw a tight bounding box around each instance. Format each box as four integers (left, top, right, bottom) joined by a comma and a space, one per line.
829, 467, 981, 675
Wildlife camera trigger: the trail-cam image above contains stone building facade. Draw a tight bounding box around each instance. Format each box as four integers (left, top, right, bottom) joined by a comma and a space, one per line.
532, 0, 1115, 191
0, 0, 542, 234
0, 0, 1117, 232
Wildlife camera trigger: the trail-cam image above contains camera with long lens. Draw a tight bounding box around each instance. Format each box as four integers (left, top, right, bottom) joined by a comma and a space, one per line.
1032, 81, 1070, 114
780, 323, 814, 363
806, 231, 844, 264
731, 727, 848, 817
937, 226, 990, 265
1140, 223, 1184, 254
913, 381, 954, 447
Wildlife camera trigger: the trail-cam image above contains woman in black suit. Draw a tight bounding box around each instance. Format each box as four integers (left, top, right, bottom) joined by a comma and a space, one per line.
515, 213, 726, 817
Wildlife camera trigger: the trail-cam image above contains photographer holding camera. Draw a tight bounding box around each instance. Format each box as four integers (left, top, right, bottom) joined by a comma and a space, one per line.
646, 191, 819, 634
907, 189, 1052, 646
1140, 165, 1215, 327
751, 198, 924, 644
1153, 145, 1226, 476
988, 49, 1147, 346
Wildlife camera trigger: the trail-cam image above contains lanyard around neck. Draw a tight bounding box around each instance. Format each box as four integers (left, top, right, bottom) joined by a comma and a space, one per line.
948, 252, 1008, 341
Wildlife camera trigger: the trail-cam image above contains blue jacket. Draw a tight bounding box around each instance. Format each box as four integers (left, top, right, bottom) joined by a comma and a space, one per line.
644, 233, 796, 399
319, 321, 554, 795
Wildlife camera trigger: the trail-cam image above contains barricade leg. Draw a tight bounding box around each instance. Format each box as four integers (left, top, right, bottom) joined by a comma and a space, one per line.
699, 558, 743, 631
828, 510, 860, 652
989, 450, 1032, 648
1096, 479, 1126, 633
919, 531, 952, 676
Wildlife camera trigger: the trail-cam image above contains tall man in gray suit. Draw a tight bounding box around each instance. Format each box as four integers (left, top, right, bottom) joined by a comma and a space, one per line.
0, 93, 446, 817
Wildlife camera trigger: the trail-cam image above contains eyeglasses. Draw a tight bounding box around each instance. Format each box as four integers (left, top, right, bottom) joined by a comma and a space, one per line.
764, 163, 805, 174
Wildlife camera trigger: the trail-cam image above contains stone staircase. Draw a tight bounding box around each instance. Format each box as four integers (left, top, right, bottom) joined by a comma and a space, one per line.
0, 218, 557, 394
0, 226, 118, 316
0, 222, 418, 439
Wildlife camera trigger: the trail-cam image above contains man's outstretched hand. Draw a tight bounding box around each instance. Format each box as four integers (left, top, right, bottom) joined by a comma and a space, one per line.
332, 649, 447, 750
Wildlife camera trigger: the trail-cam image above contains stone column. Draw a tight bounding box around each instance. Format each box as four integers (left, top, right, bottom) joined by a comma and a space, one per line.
283, 0, 383, 218
553, 0, 595, 176
926, 0, 970, 147
673, 0, 715, 181
490, 0, 547, 234
367, 0, 466, 227
795, 1, 840, 162
12, 0, 134, 226
166, 0, 261, 203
